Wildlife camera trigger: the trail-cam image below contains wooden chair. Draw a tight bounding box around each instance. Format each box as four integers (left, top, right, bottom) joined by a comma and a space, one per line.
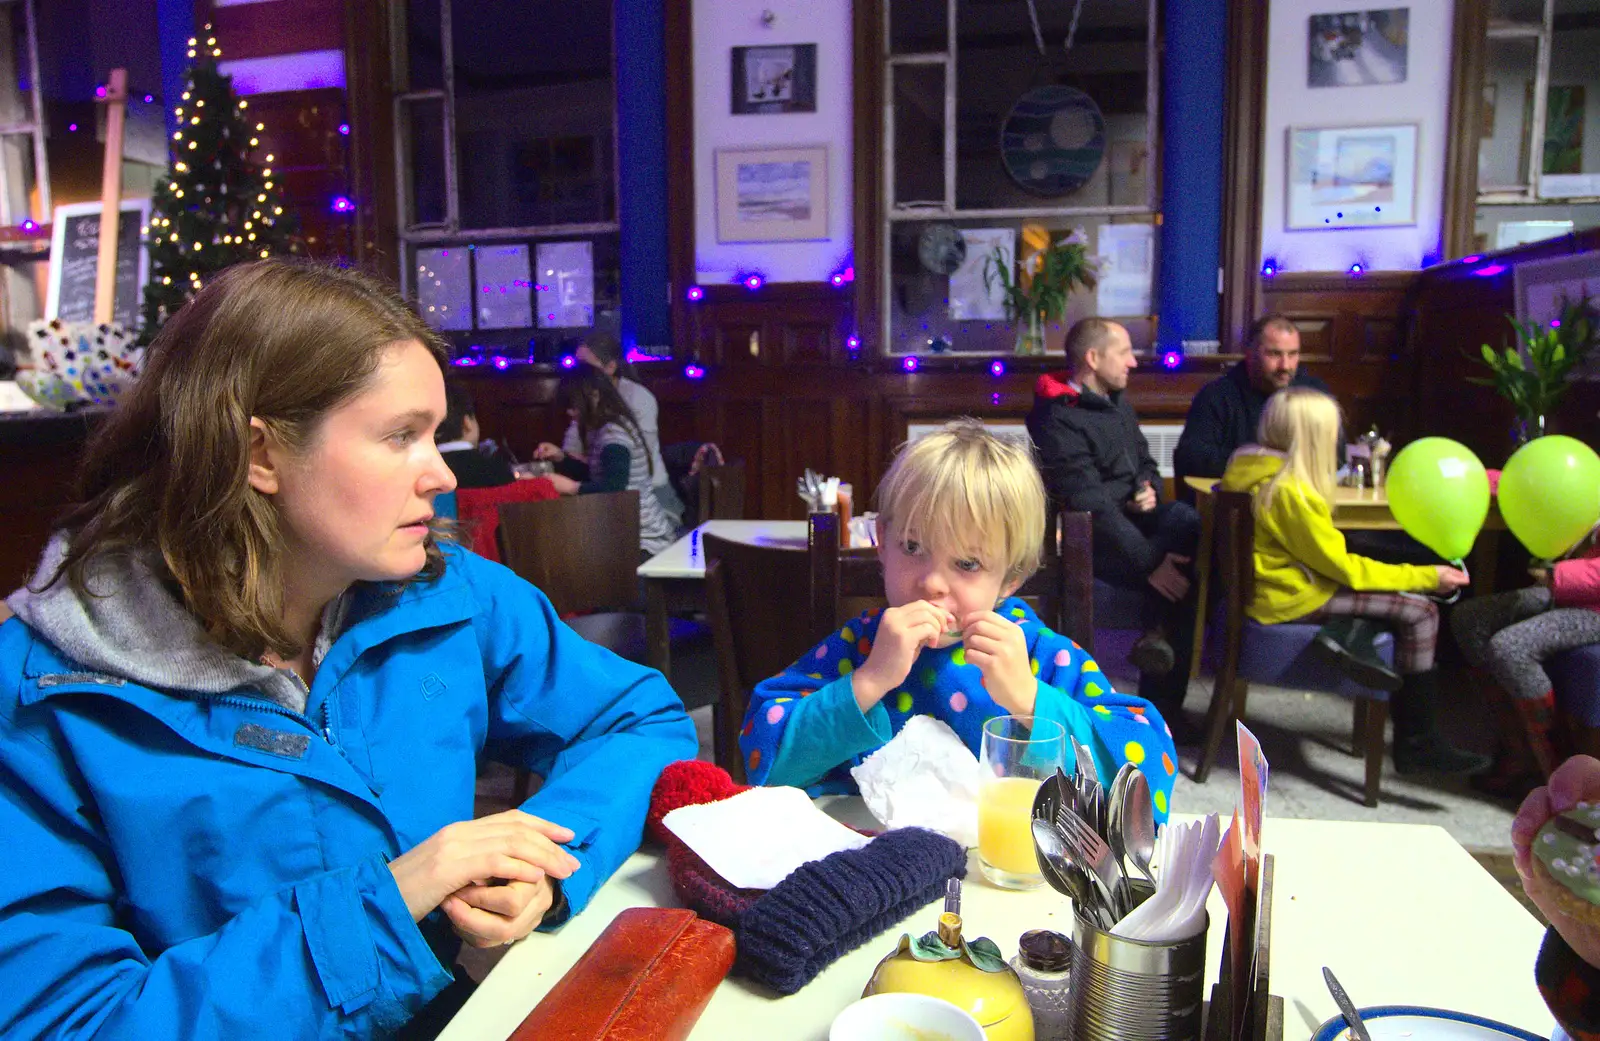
495, 491, 649, 802
697, 461, 746, 521
1054, 509, 1176, 675
703, 532, 815, 780
1198, 490, 1394, 807
808, 512, 1093, 646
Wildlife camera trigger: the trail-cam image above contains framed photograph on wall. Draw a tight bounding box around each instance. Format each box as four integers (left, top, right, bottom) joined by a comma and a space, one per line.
731, 44, 817, 114
714, 145, 829, 242
1307, 8, 1408, 88
1286, 123, 1418, 229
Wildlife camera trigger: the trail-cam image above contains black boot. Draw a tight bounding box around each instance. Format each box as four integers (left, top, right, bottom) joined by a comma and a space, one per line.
1391, 669, 1493, 776
1129, 627, 1175, 677
1310, 617, 1402, 692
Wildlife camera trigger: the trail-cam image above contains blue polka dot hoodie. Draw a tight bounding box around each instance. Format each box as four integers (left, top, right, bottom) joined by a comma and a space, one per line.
739, 597, 1178, 823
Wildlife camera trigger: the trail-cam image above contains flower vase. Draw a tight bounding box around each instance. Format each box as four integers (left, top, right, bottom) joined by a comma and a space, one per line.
1513, 412, 1549, 447
1014, 311, 1045, 356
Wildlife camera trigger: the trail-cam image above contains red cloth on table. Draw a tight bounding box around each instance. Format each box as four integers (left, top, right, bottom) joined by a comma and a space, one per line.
456, 478, 559, 563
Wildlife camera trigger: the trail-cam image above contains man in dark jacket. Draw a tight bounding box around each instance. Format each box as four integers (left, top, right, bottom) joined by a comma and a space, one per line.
1173, 314, 1337, 503
1026, 318, 1200, 721
436, 381, 517, 488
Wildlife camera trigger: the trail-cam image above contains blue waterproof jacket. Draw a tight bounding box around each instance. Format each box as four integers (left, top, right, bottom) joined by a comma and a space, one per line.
0, 545, 697, 1039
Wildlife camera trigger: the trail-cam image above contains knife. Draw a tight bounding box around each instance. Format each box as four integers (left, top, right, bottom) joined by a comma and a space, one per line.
1321, 966, 1372, 1041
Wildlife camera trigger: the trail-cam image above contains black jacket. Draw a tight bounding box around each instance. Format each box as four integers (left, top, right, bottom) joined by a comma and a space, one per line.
440, 446, 516, 489
1026, 371, 1164, 574
1172, 361, 1339, 502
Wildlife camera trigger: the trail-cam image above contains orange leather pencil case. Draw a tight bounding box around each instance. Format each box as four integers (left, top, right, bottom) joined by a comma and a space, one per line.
505, 907, 735, 1041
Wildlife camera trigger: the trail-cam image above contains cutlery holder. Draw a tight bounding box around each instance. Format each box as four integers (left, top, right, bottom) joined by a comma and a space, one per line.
1065, 904, 1208, 1041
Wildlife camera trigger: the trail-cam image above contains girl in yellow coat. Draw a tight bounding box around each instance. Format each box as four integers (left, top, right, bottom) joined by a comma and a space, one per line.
1218, 387, 1488, 775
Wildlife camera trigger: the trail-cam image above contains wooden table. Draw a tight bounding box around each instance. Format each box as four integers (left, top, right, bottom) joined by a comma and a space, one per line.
1183, 477, 1508, 681
439, 811, 1554, 1041
637, 520, 810, 680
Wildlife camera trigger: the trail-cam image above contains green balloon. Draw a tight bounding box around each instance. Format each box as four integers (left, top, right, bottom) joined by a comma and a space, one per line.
1499, 435, 1600, 560
1386, 438, 1490, 561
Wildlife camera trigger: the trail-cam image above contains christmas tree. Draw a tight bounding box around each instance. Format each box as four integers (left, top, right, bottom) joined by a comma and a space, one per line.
139, 26, 299, 341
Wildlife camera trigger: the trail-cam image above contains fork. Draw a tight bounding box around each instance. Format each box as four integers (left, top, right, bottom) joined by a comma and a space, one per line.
1054, 804, 1125, 919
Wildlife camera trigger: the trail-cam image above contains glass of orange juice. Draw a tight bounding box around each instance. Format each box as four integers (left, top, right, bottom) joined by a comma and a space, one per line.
978, 715, 1066, 890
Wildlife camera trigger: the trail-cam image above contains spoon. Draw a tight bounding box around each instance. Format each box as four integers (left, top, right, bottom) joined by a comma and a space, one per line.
1105, 762, 1136, 913
1031, 818, 1110, 928
1119, 768, 1158, 888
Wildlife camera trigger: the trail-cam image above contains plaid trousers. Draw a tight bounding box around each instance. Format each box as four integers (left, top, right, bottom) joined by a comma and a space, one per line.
1303, 590, 1440, 674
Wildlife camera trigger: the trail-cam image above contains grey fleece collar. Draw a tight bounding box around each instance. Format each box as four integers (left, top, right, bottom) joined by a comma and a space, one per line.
6, 535, 346, 714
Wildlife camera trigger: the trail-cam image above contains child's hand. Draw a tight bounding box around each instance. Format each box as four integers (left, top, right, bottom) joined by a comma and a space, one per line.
1514, 756, 1600, 969
852, 601, 955, 711
961, 610, 1036, 714
547, 474, 580, 496
1434, 565, 1470, 592
533, 442, 565, 462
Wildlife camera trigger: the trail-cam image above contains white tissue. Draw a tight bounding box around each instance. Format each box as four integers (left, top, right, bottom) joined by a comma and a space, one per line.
661, 786, 872, 890
850, 715, 983, 848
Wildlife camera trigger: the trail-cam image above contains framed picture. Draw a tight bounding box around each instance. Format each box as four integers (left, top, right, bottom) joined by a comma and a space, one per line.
1286, 123, 1418, 229
1307, 8, 1408, 88
731, 44, 817, 115
714, 145, 829, 242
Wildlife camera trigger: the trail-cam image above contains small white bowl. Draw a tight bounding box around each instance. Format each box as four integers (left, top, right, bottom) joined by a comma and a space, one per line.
829, 993, 987, 1041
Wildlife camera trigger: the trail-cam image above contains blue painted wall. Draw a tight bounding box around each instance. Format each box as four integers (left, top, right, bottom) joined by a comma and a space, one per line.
1157, 0, 1225, 350
616, 0, 671, 353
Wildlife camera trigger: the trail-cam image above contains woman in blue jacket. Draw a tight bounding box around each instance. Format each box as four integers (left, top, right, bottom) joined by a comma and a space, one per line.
0, 260, 698, 1039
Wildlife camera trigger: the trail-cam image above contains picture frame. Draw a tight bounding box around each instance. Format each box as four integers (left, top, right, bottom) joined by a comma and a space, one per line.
731, 44, 817, 115
1285, 123, 1418, 229
1307, 8, 1409, 88
714, 145, 829, 243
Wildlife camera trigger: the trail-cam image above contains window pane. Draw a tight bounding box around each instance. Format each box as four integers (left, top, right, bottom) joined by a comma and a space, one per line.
401, 97, 447, 225
453, 0, 615, 229
1475, 203, 1600, 254
0, 3, 33, 130
475, 243, 532, 330
956, 0, 1149, 211
886, 215, 1155, 355
893, 64, 946, 207
1480, 37, 1538, 190
1546, 9, 1600, 180
406, 0, 443, 92
415, 246, 472, 331
0, 132, 33, 225
890, 0, 946, 54
1491, 0, 1546, 26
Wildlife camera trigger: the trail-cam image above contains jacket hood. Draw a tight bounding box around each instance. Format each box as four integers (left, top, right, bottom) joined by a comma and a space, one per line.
1218, 445, 1286, 493
5, 534, 338, 711
1034, 371, 1115, 409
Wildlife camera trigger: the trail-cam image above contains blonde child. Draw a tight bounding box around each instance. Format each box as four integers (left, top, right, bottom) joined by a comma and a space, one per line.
1218, 387, 1486, 775
739, 420, 1179, 822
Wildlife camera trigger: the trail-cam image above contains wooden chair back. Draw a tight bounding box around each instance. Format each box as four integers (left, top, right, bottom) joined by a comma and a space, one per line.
1209, 490, 1256, 696
808, 511, 1093, 647
496, 491, 640, 615
698, 461, 746, 521
703, 533, 814, 779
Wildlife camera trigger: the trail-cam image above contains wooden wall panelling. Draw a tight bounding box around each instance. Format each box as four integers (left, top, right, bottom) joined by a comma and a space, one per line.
342, 0, 401, 279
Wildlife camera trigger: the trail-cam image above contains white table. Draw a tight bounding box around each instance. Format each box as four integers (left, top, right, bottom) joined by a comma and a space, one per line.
439, 813, 1554, 1041
636, 520, 809, 679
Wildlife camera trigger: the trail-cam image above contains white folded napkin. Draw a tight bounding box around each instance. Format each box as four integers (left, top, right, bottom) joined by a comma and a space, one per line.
661, 786, 871, 890
850, 715, 983, 848
1112, 813, 1220, 942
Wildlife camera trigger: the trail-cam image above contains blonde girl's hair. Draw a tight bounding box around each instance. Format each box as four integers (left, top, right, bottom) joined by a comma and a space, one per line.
1255, 386, 1342, 511
875, 419, 1046, 583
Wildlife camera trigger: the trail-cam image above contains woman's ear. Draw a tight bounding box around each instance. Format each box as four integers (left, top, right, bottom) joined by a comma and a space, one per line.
246, 417, 283, 495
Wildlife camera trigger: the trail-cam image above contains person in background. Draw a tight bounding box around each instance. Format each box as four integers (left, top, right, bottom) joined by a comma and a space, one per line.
436, 380, 516, 488
543, 366, 679, 557
1026, 317, 1200, 730
539, 319, 684, 529
0, 260, 697, 1039
1451, 549, 1600, 797
1173, 314, 1337, 504
1219, 387, 1486, 775
740, 420, 1180, 823
1514, 754, 1600, 1041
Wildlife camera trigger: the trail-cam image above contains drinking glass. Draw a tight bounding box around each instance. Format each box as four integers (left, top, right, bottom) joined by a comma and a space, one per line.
978, 715, 1066, 890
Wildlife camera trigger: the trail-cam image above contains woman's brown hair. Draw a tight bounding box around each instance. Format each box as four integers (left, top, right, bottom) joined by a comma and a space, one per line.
43, 259, 451, 659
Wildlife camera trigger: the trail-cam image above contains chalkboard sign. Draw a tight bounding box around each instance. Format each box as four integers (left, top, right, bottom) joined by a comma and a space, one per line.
45, 200, 150, 330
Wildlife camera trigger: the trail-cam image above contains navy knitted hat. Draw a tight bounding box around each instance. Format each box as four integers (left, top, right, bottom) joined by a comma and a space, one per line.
648, 760, 968, 995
